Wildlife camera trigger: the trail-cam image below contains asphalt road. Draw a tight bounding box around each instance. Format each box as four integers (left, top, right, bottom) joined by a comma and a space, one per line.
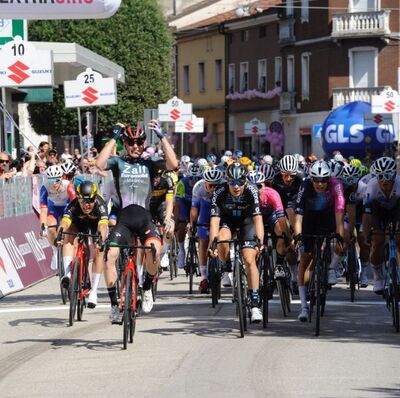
1, 271, 400, 398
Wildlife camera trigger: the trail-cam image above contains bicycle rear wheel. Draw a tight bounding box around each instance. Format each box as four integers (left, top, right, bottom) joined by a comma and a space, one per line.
390, 259, 399, 333
69, 258, 79, 326
348, 242, 357, 303
77, 264, 89, 321
277, 280, 287, 317
315, 260, 322, 336
234, 259, 245, 338
187, 239, 197, 294
123, 269, 133, 350
263, 253, 274, 328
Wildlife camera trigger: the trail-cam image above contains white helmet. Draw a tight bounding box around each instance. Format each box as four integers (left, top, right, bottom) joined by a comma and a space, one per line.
259, 163, 276, 182
224, 150, 233, 157
342, 164, 361, 183
203, 167, 223, 183
187, 163, 203, 177
294, 153, 305, 163
221, 155, 229, 163
310, 160, 331, 178
329, 159, 344, 179
247, 170, 265, 185
181, 155, 191, 163
263, 155, 273, 165
197, 158, 208, 168
46, 165, 63, 179
61, 161, 76, 175
279, 155, 298, 174
372, 157, 396, 177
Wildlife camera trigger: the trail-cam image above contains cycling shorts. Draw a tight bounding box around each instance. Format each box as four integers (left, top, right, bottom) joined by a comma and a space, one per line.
302, 209, 336, 252
178, 202, 189, 222
220, 216, 258, 249
370, 200, 400, 231
48, 205, 66, 223
198, 226, 209, 240
108, 204, 161, 246
150, 202, 166, 225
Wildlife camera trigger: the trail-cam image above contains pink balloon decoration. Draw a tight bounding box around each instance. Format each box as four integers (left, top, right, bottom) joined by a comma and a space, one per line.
188, 134, 196, 144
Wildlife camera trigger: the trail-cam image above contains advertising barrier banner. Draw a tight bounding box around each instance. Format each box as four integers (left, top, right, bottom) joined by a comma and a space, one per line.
0, 213, 54, 298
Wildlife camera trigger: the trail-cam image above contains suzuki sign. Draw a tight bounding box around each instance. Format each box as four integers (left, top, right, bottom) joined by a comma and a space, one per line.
0, 36, 53, 87
64, 68, 117, 108
0, 0, 121, 20
158, 96, 192, 122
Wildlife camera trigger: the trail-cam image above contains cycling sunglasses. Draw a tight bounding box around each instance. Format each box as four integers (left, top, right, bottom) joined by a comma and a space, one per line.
377, 172, 396, 181
311, 177, 329, 183
48, 178, 61, 184
344, 176, 360, 185
125, 137, 145, 147
228, 179, 245, 187
79, 197, 96, 204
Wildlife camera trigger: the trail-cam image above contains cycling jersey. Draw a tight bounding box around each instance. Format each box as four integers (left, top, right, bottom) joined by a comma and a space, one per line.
273, 171, 304, 209
356, 173, 374, 203
106, 156, 156, 210
210, 183, 261, 220
259, 186, 285, 226
191, 180, 214, 239
175, 177, 195, 220
343, 183, 357, 206
61, 195, 108, 231
295, 178, 345, 215
363, 176, 400, 214
150, 175, 174, 223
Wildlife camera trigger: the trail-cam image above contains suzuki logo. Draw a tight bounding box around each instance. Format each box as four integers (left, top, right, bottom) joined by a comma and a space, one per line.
185, 121, 194, 131
8, 61, 29, 84
373, 114, 383, 124
82, 87, 98, 104
252, 126, 259, 134
170, 108, 180, 121
384, 100, 395, 112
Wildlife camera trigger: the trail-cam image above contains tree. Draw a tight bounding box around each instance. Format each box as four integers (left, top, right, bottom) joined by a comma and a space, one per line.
28, 0, 172, 137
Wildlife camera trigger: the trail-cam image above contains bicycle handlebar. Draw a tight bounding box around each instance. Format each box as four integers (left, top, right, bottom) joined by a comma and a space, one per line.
103, 241, 156, 263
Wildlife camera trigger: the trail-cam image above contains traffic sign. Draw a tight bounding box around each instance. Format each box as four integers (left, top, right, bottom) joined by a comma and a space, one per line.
371, 89, 400, 114
0, 36, 53, 87
64, 68, 117, 108
244, 118, 266, 135
0, 20, 26, 46
158, 96, 192, 122
175, 115, 204, 133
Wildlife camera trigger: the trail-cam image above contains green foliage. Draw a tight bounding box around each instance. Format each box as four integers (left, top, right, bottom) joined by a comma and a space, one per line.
28, 0, 172, 137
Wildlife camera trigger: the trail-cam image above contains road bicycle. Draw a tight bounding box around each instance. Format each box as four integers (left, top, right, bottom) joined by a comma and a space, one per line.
185, 226, 200, 294
168, 232, 178, 281
344, 236, 360, 302
57, 229, 99, 327
104, 241, 156, 349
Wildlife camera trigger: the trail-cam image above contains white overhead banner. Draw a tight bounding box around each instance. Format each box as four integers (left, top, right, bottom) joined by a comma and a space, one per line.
0, 36, 53, 87
0, 0, 121, 19
244, 118, 267, 135
64, 68, 117, 108
158, 96, 192, 122
175, 115, 204, 133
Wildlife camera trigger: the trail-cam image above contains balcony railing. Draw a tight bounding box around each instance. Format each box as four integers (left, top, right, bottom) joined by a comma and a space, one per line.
332, 10, 390, 38
332, 86, 390, 108
279, 17, 296, 44
280, 91, 296, 113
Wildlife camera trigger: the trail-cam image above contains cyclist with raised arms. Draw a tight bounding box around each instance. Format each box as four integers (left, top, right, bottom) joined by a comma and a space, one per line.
174, 163, 203, 269
362, 157, 400, 294
293, 160, 345, 321
56, 181, 108, 308
189, 166, 224, 293
96, 120, 178, 322
39, 165, 76, 270
208, 162, 264, 323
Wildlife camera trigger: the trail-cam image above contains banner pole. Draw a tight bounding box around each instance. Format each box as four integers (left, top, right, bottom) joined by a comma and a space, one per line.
77, 107, 83, 156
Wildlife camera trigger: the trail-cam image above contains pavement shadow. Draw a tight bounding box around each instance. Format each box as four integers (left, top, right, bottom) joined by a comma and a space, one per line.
354, 385, 400, 397
8, 317, 68, 329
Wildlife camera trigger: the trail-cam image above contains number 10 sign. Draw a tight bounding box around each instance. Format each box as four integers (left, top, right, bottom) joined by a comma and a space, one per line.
64, 68, 117, 108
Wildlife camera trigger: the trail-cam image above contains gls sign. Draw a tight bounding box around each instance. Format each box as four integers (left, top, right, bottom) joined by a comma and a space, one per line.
324, 123, 394, 144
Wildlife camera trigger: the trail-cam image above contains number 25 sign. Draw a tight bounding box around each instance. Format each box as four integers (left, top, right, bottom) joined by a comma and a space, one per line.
0, 36, 54, 87
64, 68, 117, 108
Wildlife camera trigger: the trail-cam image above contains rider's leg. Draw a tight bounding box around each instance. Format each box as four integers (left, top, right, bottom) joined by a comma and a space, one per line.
47, 214, 59, 270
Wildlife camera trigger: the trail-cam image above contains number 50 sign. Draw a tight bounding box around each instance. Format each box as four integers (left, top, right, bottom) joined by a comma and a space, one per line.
0, 36, 54, 87
64, 68, 117, 108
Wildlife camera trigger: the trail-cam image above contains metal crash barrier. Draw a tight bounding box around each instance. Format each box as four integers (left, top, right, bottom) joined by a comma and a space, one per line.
0, 176, 34, 219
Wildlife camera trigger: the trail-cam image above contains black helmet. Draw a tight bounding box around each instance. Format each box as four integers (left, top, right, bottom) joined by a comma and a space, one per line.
76, 181, 97, 200
154, 159, 167, 175
226, 162, 247, 181
122, 125, 147, 141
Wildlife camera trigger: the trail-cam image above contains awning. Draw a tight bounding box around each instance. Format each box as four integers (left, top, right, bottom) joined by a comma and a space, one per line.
30, 41, 125, 85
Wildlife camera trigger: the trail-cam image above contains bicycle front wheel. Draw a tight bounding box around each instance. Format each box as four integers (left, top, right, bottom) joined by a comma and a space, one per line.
348, 242, 357, 303
315, 260, 322, 337
69, 258, 80, 326
234, 260, 245, 338
390, 259, 399, 333
58, 248, 68, 305
123, 269, 133, 350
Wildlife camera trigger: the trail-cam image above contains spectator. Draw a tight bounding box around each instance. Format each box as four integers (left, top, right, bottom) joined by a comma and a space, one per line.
79, 156, 90, 174
46, 149, 58, 166
73, 148, 82, 166
88, 159, 108, 177
90, 146, 98, 159
33, 160, 47, 175
0, 152, 15, 180
61, 147, 73, 161
38, 141, 50, 163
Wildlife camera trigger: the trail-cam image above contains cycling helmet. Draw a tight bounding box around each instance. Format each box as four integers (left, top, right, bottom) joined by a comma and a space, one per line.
294, 153, 306, 164
153, 159, 167, 175
259, 163, 276, 182
372, 157, 396, 176
247, 170, 265, 185
221, 155, 229, 164
187, 163, 203, 178
329, 159, 344, 179
76, 181, 97, 199
203, 167, 223, 183
279, 155, 298, 174
262, 155, 273, 165
226, 162, 247, 181
309, 160, 331, 178
197, 158, 208, 168
122, 126, 146, 140
224, 150, 233, 157
61, 162, 76, 176
181, 155, 191, 163
46, 165, 63, 179
239, 156, 251, 167
350, 158, 362, 168
207, 153, 217, 163
342, 164, 361, 184
234, 150, 243, 158
360, 165, 369, 177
